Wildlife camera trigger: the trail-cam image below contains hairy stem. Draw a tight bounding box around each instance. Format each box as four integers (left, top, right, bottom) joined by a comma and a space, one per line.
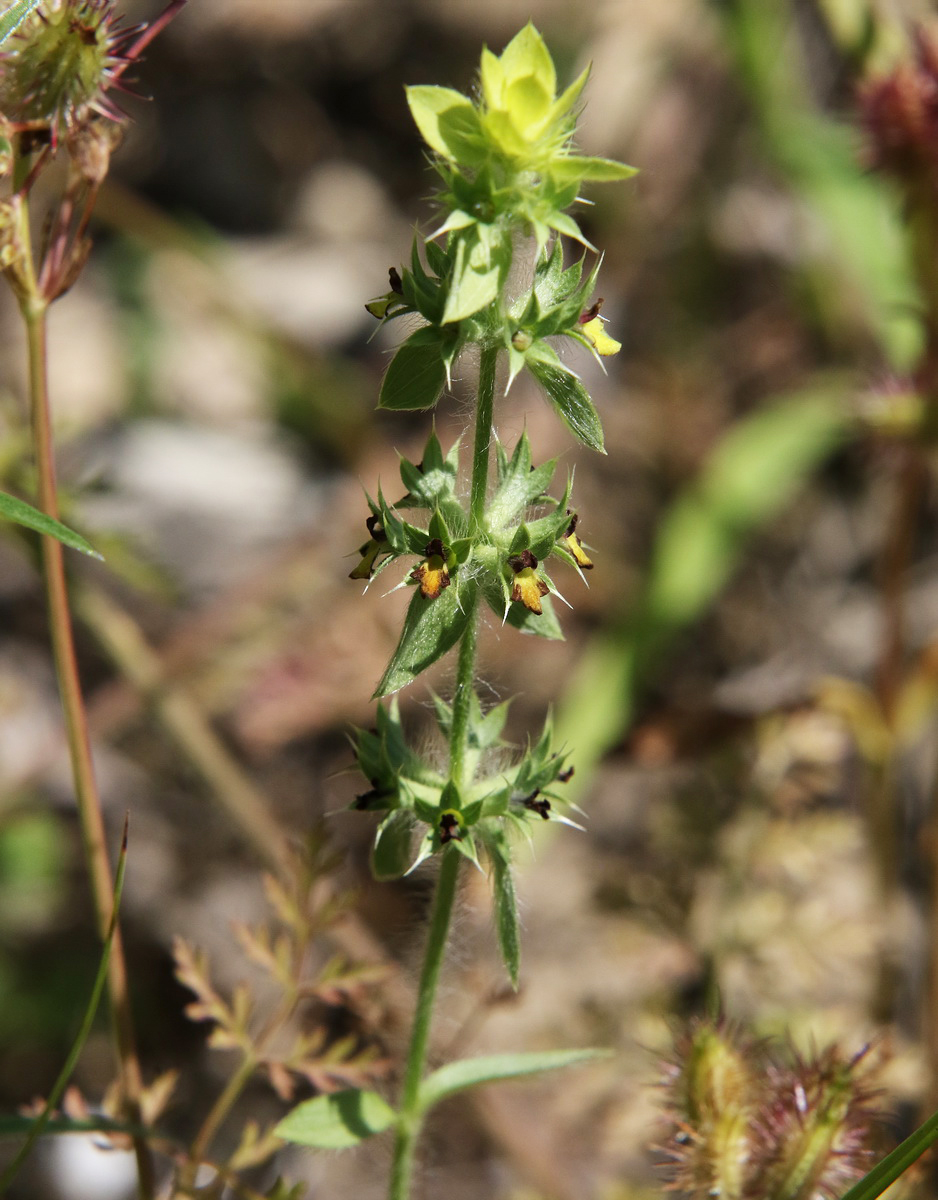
389, 845, 461, 1200
448, 602, 480, 790
23, 302, 154, 1200
389, 342, 498, 1200
469, 342, 499, 530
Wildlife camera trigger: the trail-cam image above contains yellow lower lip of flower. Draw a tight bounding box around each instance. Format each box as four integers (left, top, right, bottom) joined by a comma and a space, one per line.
564, 533, 593, 569
412, 557, 450, 599
511, 568, 549, 613
581, 316, 621, 357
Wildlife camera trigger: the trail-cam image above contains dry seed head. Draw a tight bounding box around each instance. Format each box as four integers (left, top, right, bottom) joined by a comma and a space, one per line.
0, 1, 133, 136
747, 1046, 882, 1200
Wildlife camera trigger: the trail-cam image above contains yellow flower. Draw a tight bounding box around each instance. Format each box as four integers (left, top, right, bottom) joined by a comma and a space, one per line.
579, 300, 621, 357
509, 549, 550, 614
562, 513, 593, 570
411, 538, 451, 599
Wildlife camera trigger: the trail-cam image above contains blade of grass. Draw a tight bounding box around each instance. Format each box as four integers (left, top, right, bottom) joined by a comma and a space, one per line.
839, 1108, 938, 1200
0, 815, 131, 1192
0, 0, 40, 45
0, 489, 103, 559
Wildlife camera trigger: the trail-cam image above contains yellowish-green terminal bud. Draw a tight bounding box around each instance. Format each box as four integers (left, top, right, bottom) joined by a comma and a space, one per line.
478, 23, 587, 168
0, 2, 114, 134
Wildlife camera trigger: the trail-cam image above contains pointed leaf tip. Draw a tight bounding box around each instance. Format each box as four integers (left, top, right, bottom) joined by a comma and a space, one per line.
275, 1089, 396, 1149
0, 491, 104, 559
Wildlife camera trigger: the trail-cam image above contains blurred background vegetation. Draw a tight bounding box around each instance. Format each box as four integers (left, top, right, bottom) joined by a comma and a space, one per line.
4, 0, 938, 1196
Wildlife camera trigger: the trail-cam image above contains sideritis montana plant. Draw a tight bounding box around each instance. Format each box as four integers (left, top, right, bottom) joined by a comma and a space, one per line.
274, 22, 635, 1200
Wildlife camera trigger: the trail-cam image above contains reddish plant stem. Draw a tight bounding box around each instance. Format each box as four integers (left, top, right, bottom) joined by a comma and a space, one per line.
24, 307, 155, 1200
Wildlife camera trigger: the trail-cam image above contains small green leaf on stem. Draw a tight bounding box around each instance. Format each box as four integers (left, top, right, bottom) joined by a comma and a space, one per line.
371, 811, 413, 881
489, 834, 520, 986
405, 85, 486, 166
416, 1048, 609, 1116
0, 490, 103, 559
525, 350, 605, 452
379, 328, 449, 411
442, 232, 505, 324
274, 1089, 397, 1149
374, 580, 475, 697
551, 156, 638, 183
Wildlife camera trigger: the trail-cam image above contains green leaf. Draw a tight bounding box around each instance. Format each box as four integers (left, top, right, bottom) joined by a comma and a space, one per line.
379, 328, 449, 411
503, 75, 552, 131
274, 1089, 396, 1149
371, 811, 413, 881
505, 593, 565, 640
840, 1108, 938, 1200
525, 351, 605, 452
489, 834, 520, 986
485, 433, 557, 530
551, 156, 638, 183
521, 505, 572, 559
374, 581, 475, 697
547, 66, 590, 122
0, 491, 103, 559
442, 233, 505, 325
0, 0, 39, 45
405, 86, 486, 167
547, 210, 594, 250
416, 1048, 607, 1116
499, 22, 556, 99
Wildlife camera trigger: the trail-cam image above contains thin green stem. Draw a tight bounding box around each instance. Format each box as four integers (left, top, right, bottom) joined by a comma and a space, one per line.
389, 341, 498, 1200
21, 296, 154, 1199
179, 1055, 257, 1192
448, 600, 479, 790
389, 846, 461, 1200
469, 342, 498, 531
